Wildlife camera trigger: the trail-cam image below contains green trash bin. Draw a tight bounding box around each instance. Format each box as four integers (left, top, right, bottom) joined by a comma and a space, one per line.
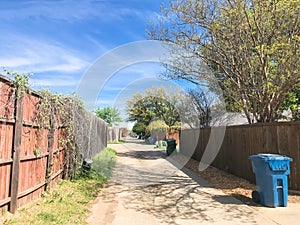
166, 138, 176, 156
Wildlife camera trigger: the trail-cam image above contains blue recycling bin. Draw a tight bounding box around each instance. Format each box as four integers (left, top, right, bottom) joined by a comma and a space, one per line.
249, 154, 293, 207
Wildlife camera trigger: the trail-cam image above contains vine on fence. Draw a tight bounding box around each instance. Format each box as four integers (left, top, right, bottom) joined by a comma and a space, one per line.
35, 89, 91, 179
0, 69, 32, 120
1, 69, 95, 179
3, 68, 32, 98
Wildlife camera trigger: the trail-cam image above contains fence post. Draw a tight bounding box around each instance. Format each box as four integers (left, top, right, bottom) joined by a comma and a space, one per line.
9, 94, 24, 213
45, 104, 55, 190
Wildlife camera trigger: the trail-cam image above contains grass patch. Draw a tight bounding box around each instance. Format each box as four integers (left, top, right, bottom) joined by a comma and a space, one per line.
108, 141, 122, 144
2, 147, 116, 225
108, 140, 124, 144
108, 137, 126, 144
37, 212, 57, 222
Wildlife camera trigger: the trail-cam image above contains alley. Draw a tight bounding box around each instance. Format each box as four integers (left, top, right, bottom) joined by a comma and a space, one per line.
86, 137, 276, 225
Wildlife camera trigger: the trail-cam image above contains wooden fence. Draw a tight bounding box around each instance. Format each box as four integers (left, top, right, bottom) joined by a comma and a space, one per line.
107, 127, 128, 143
150, 128, 180, 145
180, 122, 300, 191
0, 75, 107, 213
166, 129, 180, 145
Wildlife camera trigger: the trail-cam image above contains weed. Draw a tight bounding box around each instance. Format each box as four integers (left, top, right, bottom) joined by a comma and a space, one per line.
91, 147, 116, 179
108, 140, 124, 144
33, 147, 41, 156
37, 212, 57, 222
2, 147, 116, 225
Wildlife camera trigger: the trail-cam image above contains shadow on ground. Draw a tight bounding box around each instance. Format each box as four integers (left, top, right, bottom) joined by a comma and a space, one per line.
117, 150, 165, 160
167, 153, 261, 207
99, 158, 261, 225
122, 138, 151, 145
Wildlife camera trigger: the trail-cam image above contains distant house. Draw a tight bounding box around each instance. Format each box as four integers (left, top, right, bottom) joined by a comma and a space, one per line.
210, 111, 249, 126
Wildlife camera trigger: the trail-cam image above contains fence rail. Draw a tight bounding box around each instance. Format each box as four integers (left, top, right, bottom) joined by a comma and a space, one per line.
180, 122, 300, 191
0, 75, 107, 213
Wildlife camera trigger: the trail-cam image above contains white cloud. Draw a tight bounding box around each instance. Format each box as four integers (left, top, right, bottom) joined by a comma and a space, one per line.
85, 35, 109, 53
118, 62, 164, 77
0, 57, 33, 68
0, 34, 89, 74
95, 99, 114, 106
31, 76, 79, 87
0, 0, 156, 23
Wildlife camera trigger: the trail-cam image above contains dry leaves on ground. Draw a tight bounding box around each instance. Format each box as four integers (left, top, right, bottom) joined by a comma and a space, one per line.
173, 155, 300, 205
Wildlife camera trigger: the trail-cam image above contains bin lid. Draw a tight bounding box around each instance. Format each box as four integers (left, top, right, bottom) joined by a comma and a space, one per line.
268, 160, 290, 171
249, 154, 292, 162
249, 154, 292, 171
166, 138, 176, 142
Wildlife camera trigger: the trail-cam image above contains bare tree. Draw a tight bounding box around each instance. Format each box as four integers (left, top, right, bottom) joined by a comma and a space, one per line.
149, 0, 300, 123
188, 89, 211, 127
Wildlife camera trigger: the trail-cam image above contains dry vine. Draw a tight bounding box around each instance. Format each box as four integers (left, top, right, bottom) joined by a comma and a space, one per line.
1, 69, 107, 179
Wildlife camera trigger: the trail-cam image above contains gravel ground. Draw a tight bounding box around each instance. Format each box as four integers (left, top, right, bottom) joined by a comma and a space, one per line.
173, 155, 300, 205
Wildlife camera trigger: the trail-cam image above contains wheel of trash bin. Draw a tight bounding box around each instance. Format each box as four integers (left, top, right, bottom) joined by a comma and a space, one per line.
166, 148, 171, 156
252, 190, 260, 203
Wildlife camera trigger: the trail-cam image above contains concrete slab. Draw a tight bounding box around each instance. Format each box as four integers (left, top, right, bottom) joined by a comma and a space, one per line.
87, 138, 278, 224
254, 203, 300, 225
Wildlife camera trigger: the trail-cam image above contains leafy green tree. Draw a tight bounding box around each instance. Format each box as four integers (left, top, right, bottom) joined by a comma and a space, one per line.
281, 84, 300, 119
149, 0, 300, 123
127, 85, 212, 128
94, 107, 122, 126
132, 122, 147, 136
145, 120, 169, 136
126, 86, 181, 127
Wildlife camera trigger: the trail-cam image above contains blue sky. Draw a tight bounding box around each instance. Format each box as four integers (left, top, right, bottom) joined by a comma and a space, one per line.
0, 0, 199, 126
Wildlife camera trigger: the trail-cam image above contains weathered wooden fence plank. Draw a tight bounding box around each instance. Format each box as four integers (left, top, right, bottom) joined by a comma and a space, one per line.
10, 95, 24, 213
45, 104, 55, 190
180, 122, 300, 191
1, 74, 108, 214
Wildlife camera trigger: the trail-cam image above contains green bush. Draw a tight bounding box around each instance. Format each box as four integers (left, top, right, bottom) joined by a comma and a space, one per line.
145, 120, 169, 136
91, 147, 116, 179
3, 147, 117, 225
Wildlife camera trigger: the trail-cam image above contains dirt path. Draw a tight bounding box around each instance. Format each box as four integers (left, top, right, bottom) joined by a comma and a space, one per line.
86, 138, 277, 225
